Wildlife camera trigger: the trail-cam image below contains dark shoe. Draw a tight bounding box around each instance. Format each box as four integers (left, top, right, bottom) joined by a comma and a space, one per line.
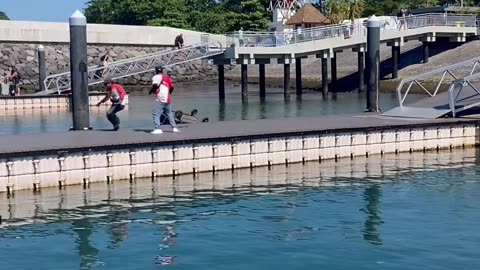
113, 126, 120, 131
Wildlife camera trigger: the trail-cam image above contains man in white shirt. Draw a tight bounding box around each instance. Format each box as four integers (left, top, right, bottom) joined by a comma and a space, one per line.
149, 66, 180, 134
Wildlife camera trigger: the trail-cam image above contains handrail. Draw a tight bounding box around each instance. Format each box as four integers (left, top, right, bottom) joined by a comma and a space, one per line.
43, 41, 223, 93
226, 13, 477, 48
448, 72, 480, 117
396, 56, 480, 107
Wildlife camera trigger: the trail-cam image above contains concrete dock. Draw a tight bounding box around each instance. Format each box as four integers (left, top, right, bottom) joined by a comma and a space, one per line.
0, 113, 478, 193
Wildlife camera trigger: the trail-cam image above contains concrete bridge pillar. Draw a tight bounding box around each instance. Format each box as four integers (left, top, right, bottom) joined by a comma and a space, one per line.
420, 34, 435, 64
259, 64, 266, 99
331, 52, 337, 86
284, 64, 291, 97
295, 58, 302, 96
353, 45, 366, 93
218, 64, 225, 101
241, 64, 248, 100
422, 42, 430, 63
387, 39, 403, 80
278, 56, 294, 98
317, 50, 332, 96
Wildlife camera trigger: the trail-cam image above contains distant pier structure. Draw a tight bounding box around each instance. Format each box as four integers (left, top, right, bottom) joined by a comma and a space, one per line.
268, 0, 305, 32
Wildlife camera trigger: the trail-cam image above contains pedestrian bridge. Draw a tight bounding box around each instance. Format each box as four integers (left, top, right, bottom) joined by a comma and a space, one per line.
223, 13, 477, 61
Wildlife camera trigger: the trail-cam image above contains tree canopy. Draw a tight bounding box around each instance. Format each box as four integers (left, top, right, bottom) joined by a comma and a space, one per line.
0, 11, 9, 20
84, 0, 480, 33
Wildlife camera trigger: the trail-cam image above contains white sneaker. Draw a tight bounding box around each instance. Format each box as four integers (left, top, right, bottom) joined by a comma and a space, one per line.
172, 128, 180, 133
151, 129, 163, 134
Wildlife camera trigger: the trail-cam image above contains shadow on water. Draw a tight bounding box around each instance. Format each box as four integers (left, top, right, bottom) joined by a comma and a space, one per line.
361, 185, 383, 246
73, 218, 99, 270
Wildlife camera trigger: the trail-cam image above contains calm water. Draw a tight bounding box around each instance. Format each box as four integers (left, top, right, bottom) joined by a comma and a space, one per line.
0, 82, 405, 134
0, 149, 479, 269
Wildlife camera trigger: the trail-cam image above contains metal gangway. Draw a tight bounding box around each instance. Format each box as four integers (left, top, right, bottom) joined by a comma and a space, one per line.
40, 41, 224, 94
382, 57, 480, 119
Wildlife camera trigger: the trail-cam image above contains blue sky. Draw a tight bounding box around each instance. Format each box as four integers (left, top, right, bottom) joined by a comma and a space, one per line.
2, 0, 88, 22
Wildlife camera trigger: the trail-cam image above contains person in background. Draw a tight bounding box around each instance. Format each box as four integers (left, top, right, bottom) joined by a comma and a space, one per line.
100, 50, 111, 78
398, 8, 407, 30
96, 79, 127, 131
174, 34, 184, 49
149, 66, 180, 134
7, 67, 20, 96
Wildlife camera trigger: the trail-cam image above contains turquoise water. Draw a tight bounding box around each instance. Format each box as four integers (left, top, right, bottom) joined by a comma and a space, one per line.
0, 150, 479, 269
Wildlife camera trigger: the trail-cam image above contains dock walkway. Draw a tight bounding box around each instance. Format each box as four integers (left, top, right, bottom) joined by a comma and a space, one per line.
0, 114, 478, 156
1, 114, 479, 193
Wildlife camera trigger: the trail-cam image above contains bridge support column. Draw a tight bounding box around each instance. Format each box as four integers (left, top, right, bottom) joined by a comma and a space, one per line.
321, 58, 328, 95
331, 52, 337, 92
422, 42, 429, 63
392, 46, 400, 79
37, 45, 46, 92
69, 10, 90, 130
241, 64, 248, 100
284, 64, 291, 97
259, 64, 266, 99
218, 64, 225, 101
295, 58, 302, 96
366, 16, 380, 112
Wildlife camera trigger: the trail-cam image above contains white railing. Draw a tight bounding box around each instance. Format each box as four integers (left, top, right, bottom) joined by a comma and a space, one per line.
44, 40, 223, 94
395, 57, 480, 108
226, 13, 477, 48
448, 72, 480, 117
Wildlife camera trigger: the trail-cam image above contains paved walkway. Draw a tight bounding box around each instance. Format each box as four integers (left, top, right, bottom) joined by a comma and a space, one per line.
0, 113, 478, 156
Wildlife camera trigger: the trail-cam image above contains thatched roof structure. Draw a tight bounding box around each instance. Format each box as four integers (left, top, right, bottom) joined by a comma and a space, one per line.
286, 3, 331, 26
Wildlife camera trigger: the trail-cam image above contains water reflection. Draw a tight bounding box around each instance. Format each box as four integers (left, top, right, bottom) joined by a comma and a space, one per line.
361, 185, 383, 245
73, 218, 99, 270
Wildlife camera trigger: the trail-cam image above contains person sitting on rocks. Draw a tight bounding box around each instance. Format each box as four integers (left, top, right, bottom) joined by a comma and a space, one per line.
99, 50, 111, 78
174, 34, 184, 49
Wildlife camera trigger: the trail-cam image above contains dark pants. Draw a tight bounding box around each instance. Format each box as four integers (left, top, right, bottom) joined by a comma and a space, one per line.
107, 104, 125, 128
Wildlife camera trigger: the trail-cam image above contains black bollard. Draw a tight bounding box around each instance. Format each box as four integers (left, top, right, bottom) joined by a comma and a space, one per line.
37, 45, 46, 92
70, 10, 90, 130
366, 15, 381, 112
259, 64, 266, 99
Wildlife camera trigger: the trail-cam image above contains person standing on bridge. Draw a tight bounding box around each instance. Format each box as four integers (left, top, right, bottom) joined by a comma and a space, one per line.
96, 79, 127, 131
150, 66, 180, 134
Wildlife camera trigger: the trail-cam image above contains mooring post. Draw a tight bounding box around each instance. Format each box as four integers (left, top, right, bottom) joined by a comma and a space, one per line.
241, 64, 248, 100
366, 15, 380, 112
70, 10, 90, 130
218, 64, 225, 101
37, 45, 46, 92
284, 64, 291, 97
259, 63, 266, 99
358, 51, 365, 92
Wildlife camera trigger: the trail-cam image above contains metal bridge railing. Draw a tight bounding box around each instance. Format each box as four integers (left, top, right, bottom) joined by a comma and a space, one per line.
226, 13, 477, 48
44, 41, 223, 94
448, 72, 480, 117
396, 57, 480, 108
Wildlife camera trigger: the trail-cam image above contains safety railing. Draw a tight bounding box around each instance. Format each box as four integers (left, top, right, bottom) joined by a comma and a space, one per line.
44, 41, 223, 94
448, 72, 480, 117
396, 57, 480, 108
226, 13, 477, 48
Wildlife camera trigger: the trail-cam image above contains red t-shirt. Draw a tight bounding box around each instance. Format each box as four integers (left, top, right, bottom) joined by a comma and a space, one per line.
109, 84, 127, 104
152, 74, 174, 104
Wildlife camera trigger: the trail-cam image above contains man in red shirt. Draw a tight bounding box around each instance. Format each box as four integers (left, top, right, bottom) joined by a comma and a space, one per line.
149, 66, 179, 134
96, 79, 127, 131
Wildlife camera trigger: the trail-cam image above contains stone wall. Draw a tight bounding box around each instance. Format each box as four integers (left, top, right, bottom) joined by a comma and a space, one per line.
0, 43, 227, 91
